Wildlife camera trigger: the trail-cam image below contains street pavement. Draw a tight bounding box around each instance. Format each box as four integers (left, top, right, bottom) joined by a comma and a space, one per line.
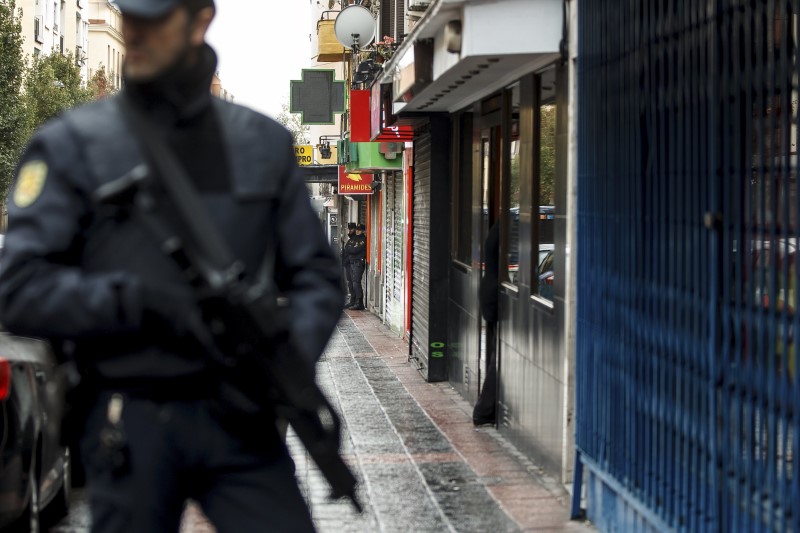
51, 311, 592, 532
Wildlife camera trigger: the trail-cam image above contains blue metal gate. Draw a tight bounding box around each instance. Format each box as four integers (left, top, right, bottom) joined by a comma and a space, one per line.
577, 1, 799, 530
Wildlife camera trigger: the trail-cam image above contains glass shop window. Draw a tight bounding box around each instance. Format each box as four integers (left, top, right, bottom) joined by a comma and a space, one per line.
535, 68, 557, 301
453, 112, 473, 265
507, 84, 521, 284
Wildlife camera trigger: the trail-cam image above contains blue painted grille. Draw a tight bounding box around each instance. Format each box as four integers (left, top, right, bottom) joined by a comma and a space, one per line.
577, 1, 799, 530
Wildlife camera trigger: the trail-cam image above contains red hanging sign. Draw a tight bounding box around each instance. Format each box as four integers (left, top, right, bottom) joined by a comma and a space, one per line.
338, 166, 373, 195
350, 90, 371, 142
370, 82, 414, 141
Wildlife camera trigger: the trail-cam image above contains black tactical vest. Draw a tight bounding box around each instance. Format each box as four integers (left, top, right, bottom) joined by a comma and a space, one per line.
58, 97, 291, 383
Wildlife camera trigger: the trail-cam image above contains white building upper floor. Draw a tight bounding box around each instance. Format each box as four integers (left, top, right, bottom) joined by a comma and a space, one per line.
86, 0, 124, 90
308, 0, 348, 164
211, 72, 234, 102
18, 0, 90, 79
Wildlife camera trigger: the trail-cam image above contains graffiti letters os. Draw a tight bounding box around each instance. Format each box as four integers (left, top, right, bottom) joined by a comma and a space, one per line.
430, 341, 445, 358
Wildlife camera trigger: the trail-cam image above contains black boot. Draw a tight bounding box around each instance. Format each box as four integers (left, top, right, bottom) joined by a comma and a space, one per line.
472, 389, 496, 425
344, 298, 355, 309
350, 299, 365, 311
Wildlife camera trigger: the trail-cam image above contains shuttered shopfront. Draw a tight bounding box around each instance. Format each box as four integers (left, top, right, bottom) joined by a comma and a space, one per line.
411, 132, 431, 372
383, 171, 405, 334
409, 117, 451, 381
365, 189, 383, 314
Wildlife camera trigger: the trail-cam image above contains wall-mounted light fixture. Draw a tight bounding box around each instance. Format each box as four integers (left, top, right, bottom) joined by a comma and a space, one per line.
318, 135, 340, 161
445, 20, 462, 54
319, 142, 332, 160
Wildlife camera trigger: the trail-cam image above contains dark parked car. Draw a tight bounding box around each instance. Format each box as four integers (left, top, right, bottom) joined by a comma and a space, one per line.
0, 334, 71, 532
537, 244, 555, 299
506, 206, 555, 286
0, 230, 71, 532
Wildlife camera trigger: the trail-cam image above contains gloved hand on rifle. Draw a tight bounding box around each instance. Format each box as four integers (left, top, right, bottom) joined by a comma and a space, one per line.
140, 279, 199, 342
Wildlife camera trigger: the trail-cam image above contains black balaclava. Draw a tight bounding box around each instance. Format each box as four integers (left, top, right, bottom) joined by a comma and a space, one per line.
124, 43, 218, 125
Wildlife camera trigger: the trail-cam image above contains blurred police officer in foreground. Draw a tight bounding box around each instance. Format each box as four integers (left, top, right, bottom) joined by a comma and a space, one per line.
342, 222, 356, 308
0, 0, 342, 531
343, 224, 367, 310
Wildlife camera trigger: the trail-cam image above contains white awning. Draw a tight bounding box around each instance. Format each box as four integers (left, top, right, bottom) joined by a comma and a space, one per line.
380, 0, 563, 113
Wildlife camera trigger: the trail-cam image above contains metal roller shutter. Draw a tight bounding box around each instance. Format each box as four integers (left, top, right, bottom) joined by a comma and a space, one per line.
387, 0, 395, 43
383, 172, 404, 334
411, 132, 431, 370
358, 197, 367, 225
390, 172, 404, 332
383, 173, 394, 325
395, 0, 405, 42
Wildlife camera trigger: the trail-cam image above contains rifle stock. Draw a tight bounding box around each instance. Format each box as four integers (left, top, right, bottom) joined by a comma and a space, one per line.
209, 289, 362, 511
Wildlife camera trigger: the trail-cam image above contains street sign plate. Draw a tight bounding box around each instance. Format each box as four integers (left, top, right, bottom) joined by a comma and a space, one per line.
294, 145, 314, 166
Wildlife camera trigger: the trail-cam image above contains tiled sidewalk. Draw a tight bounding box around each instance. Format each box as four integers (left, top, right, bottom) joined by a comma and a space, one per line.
179, 311, 593, 533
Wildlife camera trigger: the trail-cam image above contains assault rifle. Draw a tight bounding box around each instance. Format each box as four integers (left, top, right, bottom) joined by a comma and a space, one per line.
92, 99, 361, 511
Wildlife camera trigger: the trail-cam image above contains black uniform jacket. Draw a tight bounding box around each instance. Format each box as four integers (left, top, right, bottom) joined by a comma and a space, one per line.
343, 234, 367, 263
0, 73, 342, 389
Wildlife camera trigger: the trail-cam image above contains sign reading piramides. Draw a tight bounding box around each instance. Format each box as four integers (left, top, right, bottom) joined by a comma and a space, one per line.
338, 166, 373, 194
294, 145, 313, 166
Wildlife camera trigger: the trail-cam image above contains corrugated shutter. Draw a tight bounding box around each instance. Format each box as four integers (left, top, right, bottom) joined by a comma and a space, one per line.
391, 172, 404, 331
411, 132, 431, 366
381, 0, 391, 40
359, 198, 367, 225
384, 173, 399, 331
395, 0, 405, 42
367, 188, 383, 315
384, 174, 393, 322
387, 0, 395, 42
382, 171, 405, 334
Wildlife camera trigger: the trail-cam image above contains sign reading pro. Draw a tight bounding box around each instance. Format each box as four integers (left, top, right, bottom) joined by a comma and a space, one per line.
294, 145, 313, 166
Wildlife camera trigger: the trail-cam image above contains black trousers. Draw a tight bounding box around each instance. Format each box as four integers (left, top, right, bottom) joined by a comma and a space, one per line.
343, 260, 353, 300
80, 392, 315, 533
349, 260, 365, 301
473, 321, 497, 423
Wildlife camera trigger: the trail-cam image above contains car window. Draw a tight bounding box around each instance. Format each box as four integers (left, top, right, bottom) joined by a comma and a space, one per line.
538, 250, 550, 271
539, 251, 554, 276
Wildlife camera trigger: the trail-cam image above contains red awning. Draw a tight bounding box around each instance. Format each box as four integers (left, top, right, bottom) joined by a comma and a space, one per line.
373, 125, 414, 142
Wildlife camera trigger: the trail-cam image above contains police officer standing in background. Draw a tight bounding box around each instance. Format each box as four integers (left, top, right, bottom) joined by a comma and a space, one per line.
343, 224, 367, 311
0, 0, 342, 531
342, 222, 356, 308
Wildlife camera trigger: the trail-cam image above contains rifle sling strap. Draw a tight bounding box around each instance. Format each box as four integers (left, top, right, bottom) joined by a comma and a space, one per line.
117, 95, 237, 273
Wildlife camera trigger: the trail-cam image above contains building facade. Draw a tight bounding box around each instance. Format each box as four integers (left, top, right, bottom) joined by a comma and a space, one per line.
308, 0, 348, 260
86, 0, 123, 89
575, 2, 800, 531
305, 0, 578, 487
374, 0, 800, 530
210, 72, 234, 102
17, 0, 89, 77
375, 0, 577, 480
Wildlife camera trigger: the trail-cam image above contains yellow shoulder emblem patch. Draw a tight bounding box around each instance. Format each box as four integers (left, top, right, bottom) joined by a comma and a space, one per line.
13, 161, 48, 208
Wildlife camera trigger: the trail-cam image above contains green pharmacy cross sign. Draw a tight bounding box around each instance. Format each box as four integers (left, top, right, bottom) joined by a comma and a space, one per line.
290, 69, 346, 125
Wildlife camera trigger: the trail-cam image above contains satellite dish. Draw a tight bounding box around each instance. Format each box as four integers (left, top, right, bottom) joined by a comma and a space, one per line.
334, 5, 376, 50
